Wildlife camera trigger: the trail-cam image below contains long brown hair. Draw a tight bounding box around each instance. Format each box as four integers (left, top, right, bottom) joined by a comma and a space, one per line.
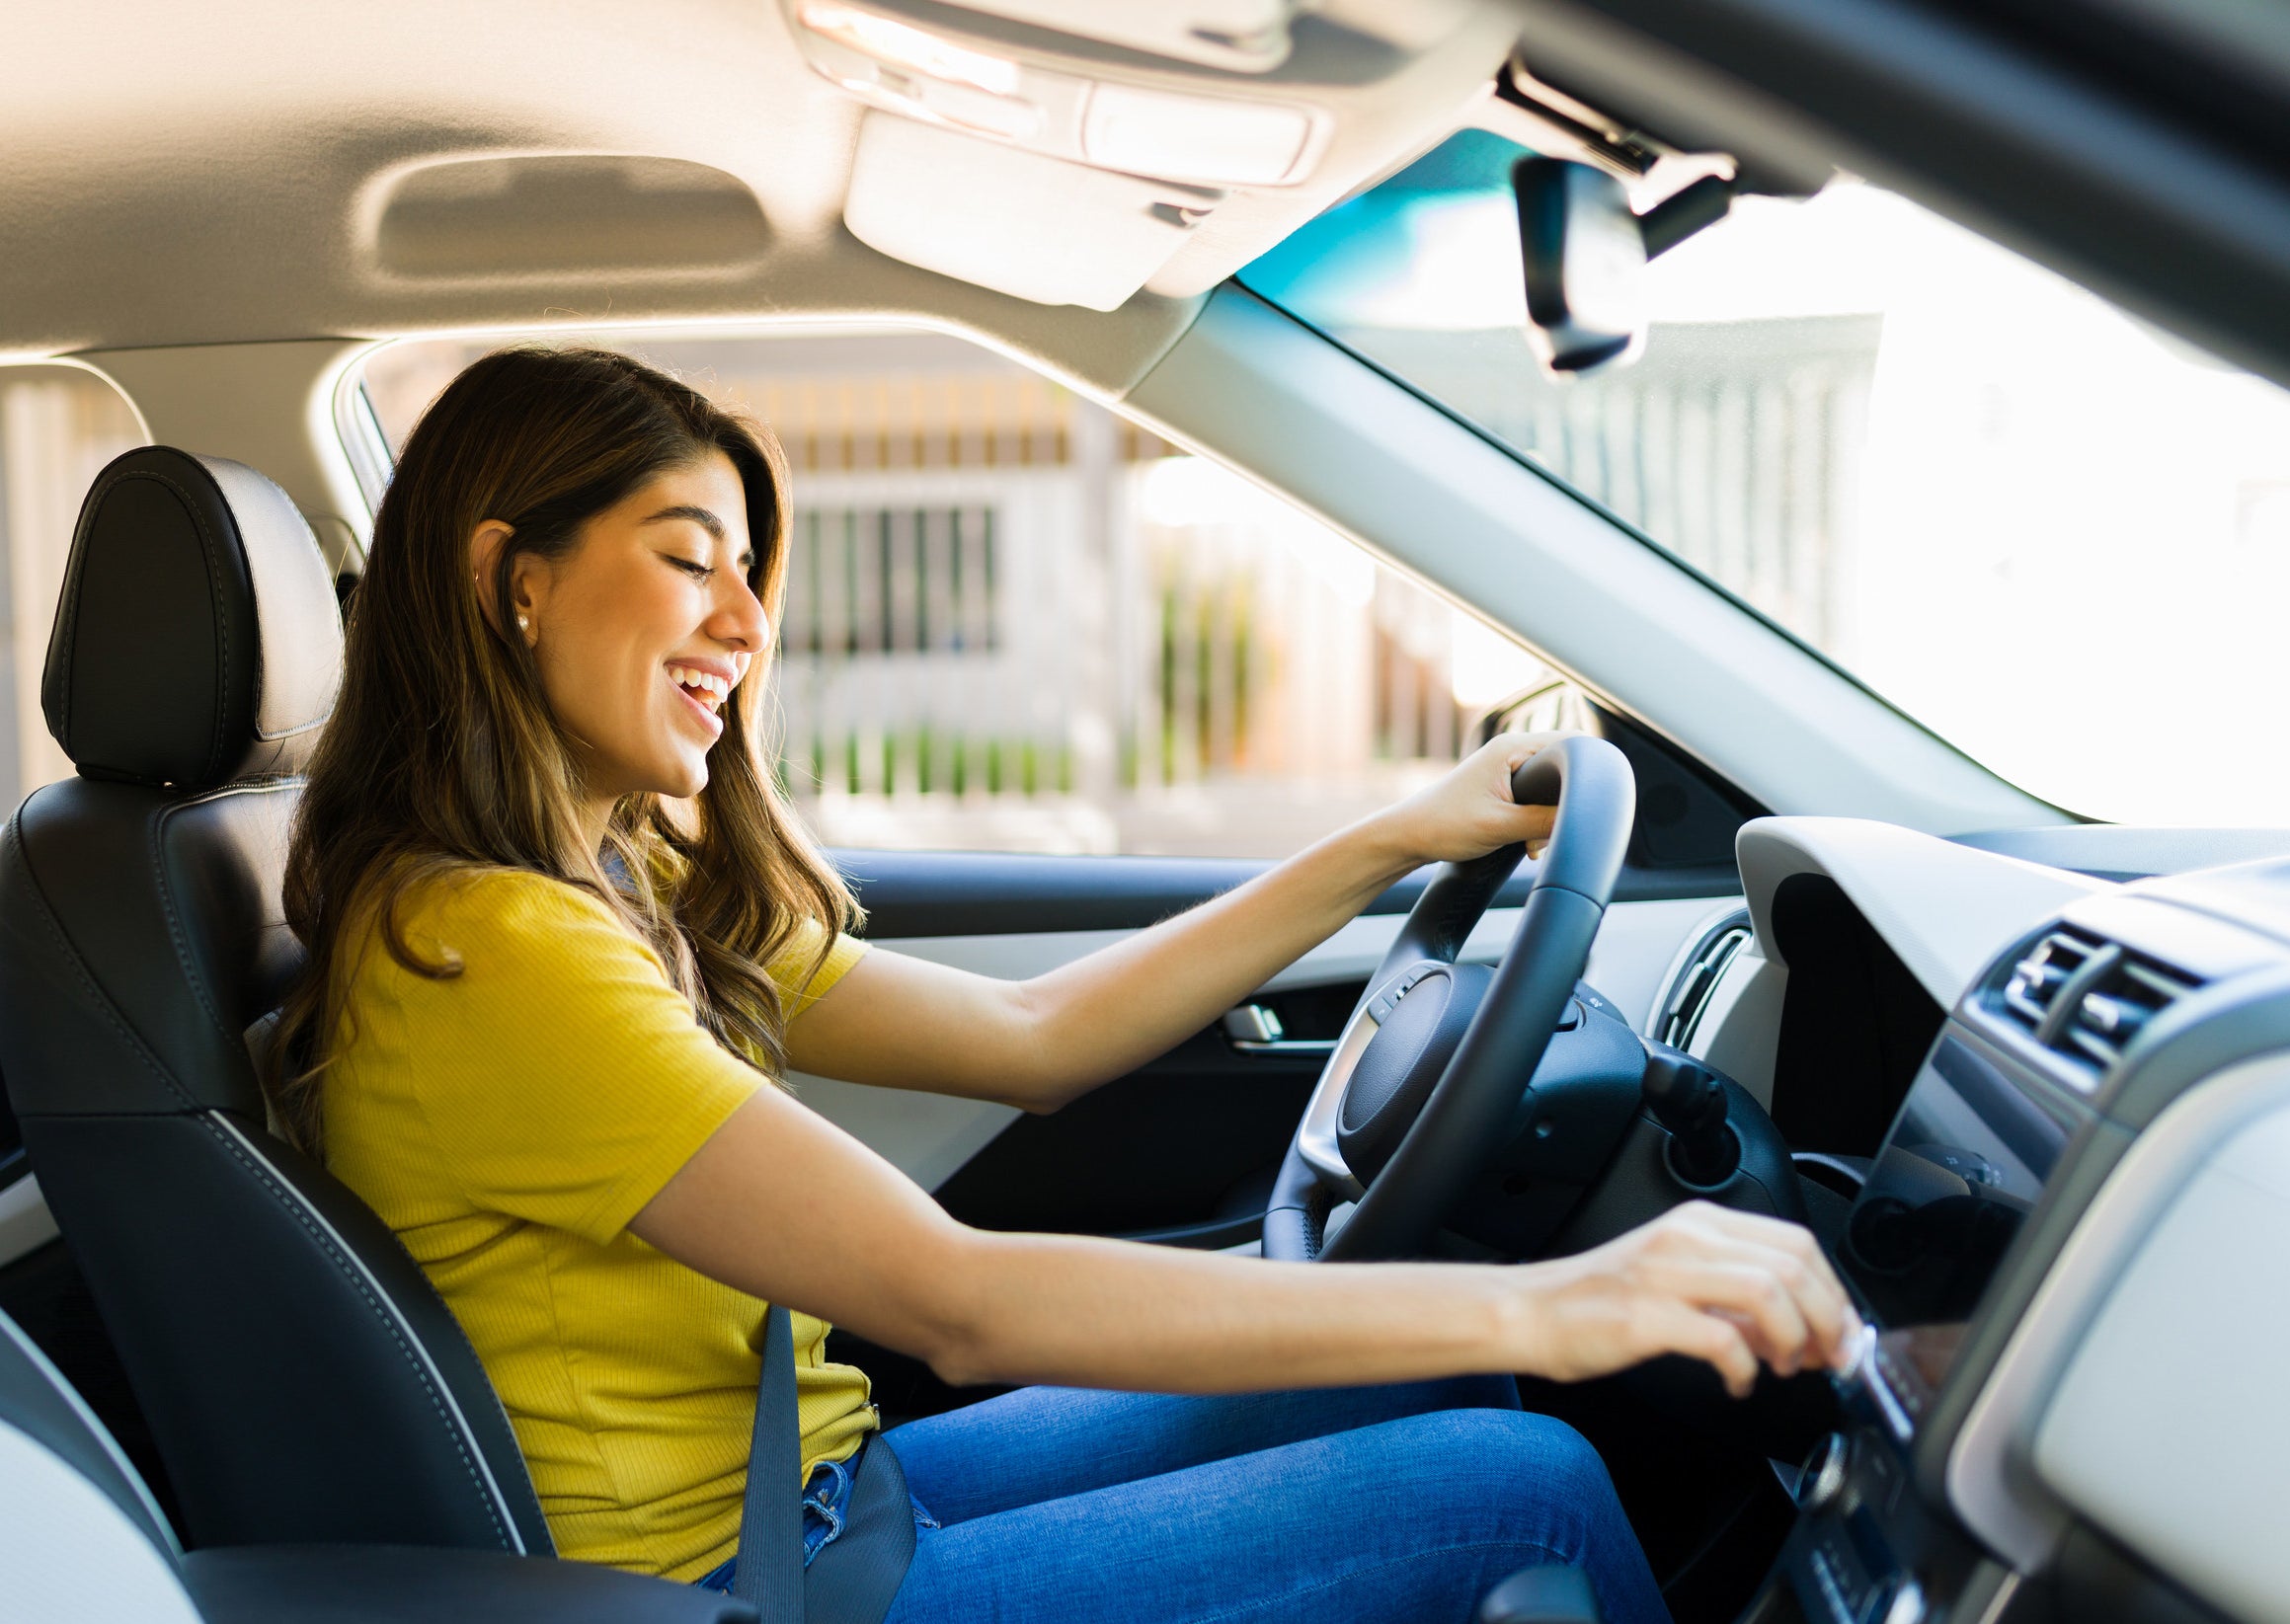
268, 345, 857, 1152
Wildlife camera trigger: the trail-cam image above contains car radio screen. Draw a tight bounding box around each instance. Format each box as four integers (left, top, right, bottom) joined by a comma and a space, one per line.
1838, 1033, 2079, 1414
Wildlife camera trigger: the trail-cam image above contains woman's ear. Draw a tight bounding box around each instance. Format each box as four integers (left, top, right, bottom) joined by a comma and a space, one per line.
469, 519, 515, 637
469, 520, 546, 647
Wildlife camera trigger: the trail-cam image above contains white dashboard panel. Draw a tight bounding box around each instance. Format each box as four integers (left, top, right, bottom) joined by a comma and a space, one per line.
2031, 1087, 2290, 1624
1948, 1050, 2290, 1574
803, 894, 1724, 1189
1587, 897, 1744, 1037
1737, 817, 2107, 1008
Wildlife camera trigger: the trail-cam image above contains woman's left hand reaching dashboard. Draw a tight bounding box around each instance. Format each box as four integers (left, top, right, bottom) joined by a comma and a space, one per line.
632, 1083, 1858, 1400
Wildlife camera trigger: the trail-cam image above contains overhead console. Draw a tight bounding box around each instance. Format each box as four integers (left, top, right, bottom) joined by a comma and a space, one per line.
1760, 849, 2290, 1624
781, 0, 1527, 308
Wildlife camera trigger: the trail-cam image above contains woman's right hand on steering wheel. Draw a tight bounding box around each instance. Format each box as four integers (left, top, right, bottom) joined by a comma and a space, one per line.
1511, 1203, 1863, 1399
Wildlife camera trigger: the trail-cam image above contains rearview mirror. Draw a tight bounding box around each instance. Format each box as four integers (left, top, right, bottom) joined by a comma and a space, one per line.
1512, 156, 1646, 377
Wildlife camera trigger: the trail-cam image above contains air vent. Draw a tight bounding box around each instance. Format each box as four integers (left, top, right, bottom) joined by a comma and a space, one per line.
2061, 958, 2198, 1069
1994, 928, 2201, 1076
1999, 930, 2102, 1034
1660, 911, 1752, 1050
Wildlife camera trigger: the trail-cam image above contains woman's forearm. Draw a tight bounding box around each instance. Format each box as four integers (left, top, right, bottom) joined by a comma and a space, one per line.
780, 814, 1414, 1110
1005, 815, 1419, 1109
999, 735, 1562, 1108
906, 1226, 1520, 1392
783, 735, 1559, 1109
641, 1091, 1531, 1390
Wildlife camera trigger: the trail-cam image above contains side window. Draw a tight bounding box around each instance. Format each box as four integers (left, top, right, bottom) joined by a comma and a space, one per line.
358, 330, 1544, 858
0, 366, 145, 811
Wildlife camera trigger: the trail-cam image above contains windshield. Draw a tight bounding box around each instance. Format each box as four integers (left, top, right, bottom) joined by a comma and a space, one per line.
1242, 131, 2290, 827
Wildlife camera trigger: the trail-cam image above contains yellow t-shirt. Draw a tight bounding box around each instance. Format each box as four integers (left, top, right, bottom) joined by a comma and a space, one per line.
321, 867, 874, 1581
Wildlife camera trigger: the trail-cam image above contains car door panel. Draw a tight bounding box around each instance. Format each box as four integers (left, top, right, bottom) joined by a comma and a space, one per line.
809, 850, 1739, 1239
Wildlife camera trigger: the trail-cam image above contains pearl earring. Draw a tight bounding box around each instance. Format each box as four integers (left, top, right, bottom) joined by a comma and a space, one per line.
516, 615, 530, 634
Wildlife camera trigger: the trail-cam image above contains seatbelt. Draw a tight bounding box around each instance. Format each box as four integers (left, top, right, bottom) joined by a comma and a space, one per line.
806, 1434, 915, 1624
732, 1305, 805, 1619
732, 1305, 916, 1624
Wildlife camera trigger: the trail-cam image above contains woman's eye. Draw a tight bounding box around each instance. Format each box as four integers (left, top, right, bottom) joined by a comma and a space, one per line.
671, 557, 714, 580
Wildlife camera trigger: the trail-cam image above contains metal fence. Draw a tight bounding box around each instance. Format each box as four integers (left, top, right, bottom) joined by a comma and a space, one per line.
1341, 315, 1883, 651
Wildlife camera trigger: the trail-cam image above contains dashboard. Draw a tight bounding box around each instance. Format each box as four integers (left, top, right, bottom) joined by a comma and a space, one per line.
1691, 819, 2290, 1624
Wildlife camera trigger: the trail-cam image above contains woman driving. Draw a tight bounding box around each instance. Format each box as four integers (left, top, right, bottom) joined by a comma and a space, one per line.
273, 347, 1858, 1624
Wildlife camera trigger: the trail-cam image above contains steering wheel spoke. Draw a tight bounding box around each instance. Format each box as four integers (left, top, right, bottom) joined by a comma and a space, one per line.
1292, 982, 1389, 1199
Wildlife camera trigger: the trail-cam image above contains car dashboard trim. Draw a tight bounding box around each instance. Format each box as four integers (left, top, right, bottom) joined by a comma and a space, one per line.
1944, 1047, 2290, 1574
1737, 816, 2107, 1010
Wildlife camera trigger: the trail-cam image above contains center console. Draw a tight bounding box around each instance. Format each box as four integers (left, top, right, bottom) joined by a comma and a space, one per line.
1773, 1011, 2077, 1624
1762, 868, 2290, 1624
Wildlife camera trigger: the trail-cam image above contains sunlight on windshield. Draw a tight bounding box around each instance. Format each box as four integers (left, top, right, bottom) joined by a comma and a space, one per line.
1244, 134, 2290, 827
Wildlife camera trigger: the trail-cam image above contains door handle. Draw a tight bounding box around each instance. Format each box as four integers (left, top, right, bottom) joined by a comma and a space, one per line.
1222, 1005, 1337, 1057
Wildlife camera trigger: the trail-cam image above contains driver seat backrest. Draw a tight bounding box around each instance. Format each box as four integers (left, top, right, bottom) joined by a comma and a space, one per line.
0, 446, 552, 1555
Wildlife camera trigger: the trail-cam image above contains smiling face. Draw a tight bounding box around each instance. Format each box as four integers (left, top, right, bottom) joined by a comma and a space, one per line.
491, 451, 768, 824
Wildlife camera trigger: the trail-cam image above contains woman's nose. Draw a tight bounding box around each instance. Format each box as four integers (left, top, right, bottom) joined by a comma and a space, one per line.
711, 575, 771, 652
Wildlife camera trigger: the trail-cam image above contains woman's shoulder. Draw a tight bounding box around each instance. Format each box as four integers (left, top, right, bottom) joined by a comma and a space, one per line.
379, 865, 656, 977
395, 864, 616, 929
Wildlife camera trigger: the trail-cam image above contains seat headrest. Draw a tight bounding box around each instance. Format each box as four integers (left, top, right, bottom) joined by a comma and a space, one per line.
42, 447, 344, 788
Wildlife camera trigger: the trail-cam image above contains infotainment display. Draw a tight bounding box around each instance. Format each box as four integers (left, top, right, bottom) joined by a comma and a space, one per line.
1836, 1029, 2083, 1426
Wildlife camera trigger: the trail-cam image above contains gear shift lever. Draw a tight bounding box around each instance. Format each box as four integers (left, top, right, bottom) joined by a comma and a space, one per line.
1640, 1044, 1741, 1188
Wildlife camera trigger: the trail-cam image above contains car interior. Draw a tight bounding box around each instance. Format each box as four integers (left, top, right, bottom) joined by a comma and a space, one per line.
3, 2, 2290, 1623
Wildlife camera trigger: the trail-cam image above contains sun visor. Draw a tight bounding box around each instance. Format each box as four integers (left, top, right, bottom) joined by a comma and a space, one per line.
843, 113, 1222, 311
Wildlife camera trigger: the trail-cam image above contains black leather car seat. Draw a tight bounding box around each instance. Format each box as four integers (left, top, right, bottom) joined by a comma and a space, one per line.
0, 446, 553, 1554
0, 1301, 752, 1623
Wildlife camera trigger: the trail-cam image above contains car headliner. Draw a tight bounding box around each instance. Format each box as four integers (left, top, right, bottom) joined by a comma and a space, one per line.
9, 0, 2290, 399
0, 0, 1533, 393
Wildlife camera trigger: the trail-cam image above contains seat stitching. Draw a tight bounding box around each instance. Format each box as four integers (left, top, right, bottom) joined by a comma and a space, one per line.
423, 1287, 551, 1550
2, 810, 202, 1113
194, 1113, 514, 1550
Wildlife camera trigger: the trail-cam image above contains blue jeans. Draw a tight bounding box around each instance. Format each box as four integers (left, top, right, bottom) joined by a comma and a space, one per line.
702, 1377, 1668, 1624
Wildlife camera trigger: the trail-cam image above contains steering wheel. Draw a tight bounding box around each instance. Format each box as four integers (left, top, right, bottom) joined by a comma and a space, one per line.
1262, 734, 1637, 1262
